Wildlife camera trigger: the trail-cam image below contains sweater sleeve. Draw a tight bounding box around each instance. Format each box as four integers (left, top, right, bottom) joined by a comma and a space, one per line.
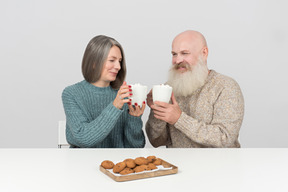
145, 110, 170, 148
62, 88, 123, 148
123, 111, 145, 148
174, 80, 244, 148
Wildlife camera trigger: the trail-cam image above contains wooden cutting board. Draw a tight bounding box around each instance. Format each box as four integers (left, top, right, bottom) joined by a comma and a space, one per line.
99, 158, 178, 182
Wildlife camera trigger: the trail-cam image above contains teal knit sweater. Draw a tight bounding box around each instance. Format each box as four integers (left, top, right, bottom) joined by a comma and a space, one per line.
62, 80, 145, 148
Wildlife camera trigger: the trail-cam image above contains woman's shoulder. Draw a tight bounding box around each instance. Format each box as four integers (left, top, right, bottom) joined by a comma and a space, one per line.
62, 80, 86, 96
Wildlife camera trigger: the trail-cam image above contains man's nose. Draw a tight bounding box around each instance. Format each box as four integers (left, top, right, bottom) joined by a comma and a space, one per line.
174, 55, 184, 64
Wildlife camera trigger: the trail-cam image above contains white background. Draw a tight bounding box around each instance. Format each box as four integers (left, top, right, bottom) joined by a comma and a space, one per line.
0, 0, 287, 148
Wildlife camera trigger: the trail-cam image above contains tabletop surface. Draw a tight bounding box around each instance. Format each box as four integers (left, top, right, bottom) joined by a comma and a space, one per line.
1, 148, 288, 192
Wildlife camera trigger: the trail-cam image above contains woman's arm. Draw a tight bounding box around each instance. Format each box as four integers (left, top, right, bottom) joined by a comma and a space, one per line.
62, 89, 123, 148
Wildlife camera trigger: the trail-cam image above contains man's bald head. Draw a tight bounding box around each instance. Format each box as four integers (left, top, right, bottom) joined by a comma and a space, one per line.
171, 30, 209, 68
173, 30, 207, 49
168, 30, 209, 96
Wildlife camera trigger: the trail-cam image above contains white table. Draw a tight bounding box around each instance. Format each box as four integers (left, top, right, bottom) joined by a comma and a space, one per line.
1, 148, 287, 192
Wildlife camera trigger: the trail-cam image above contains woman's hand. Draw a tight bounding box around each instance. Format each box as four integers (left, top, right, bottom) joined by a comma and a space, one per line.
128, 101, 146, 117
113, 81, 132, 109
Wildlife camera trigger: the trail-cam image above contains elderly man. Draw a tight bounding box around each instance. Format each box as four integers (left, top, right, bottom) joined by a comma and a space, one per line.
145, 30, 244, 148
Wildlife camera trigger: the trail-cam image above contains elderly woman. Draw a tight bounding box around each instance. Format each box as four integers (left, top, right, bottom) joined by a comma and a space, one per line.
62, 35, 146, 148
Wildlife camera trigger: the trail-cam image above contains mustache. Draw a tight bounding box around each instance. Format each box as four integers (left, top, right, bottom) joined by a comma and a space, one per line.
172, 62, 191, 70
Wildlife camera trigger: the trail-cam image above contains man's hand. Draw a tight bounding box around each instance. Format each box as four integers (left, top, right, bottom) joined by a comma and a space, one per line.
146, 89, 153, 108
151, 92, 182, 125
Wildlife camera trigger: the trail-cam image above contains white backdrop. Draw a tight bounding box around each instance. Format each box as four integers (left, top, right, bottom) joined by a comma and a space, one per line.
0, 0, 287, 148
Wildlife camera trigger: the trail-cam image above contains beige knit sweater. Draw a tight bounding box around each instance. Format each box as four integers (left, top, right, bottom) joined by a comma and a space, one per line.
145, 70, 244, 148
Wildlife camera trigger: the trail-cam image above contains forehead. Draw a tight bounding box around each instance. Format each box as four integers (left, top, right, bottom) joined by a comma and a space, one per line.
172, 34, 202, 53
172, 40, 194, 52
108, 46, 122, 57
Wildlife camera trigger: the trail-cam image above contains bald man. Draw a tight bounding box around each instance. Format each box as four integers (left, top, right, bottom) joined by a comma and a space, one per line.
145, 30, 244, 148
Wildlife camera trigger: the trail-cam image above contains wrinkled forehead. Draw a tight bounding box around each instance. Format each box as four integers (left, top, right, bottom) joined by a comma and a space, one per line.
172, 31, 206, 53
172, 37, 201, 53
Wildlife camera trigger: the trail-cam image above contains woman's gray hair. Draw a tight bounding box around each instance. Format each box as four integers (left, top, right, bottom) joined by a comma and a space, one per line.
82, 35, 126, 89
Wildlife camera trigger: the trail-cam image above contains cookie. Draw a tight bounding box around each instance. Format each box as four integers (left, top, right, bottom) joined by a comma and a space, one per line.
134, 165, 148, 173
134, 157, 149, 165
147, 163, 157, 170
124, 158, 136, 168
119, 167, 134, 175
153, 158, 162, 165
147, 156, 156, 163
113, 162, 126, 173
101, 160, 114, 169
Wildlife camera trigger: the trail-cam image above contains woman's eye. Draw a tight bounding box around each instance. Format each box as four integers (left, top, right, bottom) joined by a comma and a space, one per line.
109, 60, 115, 62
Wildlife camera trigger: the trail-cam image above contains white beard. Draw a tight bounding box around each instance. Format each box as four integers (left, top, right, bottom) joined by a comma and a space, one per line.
167, 58, 209, 97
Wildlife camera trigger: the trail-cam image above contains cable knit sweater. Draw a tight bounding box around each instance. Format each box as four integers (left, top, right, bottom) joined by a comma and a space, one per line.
62, 80, 145, 148
145, 70, 244, 148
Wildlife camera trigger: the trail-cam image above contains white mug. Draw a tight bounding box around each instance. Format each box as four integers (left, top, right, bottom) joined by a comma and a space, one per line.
152, 84, 172, 103
130, 84, 147, 107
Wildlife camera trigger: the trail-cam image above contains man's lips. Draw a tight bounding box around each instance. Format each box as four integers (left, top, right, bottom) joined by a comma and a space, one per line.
175, 65, 188, 71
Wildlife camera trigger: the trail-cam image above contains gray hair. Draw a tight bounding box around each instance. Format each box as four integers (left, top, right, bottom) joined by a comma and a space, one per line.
82, 35, 126, 89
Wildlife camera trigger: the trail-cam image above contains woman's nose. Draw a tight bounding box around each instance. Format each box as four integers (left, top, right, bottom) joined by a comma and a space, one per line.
115, 61, 121, 70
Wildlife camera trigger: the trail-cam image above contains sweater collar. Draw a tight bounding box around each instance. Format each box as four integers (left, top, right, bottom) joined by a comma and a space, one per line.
81, 80, 114, 93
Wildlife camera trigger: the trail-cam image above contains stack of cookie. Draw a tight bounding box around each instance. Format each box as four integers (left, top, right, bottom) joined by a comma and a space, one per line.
101, 156, 162, 175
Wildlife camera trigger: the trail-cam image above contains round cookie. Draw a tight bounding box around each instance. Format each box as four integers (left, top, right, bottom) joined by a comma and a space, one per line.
147, 163, 157, 170
134, 157, 149, 165
147, 156, 156, 163
124, 158, 136, 168
101, 160, 114, 169
113, 162, 126, 173
119, 167, 134, 175
134, 165, 147, 173
153, 158, 162, 165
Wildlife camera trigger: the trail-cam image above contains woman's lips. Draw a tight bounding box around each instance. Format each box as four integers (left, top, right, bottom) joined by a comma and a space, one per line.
110, 72, 118, 76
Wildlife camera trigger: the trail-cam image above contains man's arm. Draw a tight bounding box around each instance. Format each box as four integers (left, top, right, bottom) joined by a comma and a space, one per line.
145, 110, 169, 147
152, 80, 244, 148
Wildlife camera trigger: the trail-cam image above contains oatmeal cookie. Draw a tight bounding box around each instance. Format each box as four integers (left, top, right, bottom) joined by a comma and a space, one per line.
113, 162, 126, 173
101, 160, 114, 169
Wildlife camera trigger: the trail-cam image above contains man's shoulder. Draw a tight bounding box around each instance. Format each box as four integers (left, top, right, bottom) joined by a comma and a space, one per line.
207, 70, 242, 94
210, 70, 239, 87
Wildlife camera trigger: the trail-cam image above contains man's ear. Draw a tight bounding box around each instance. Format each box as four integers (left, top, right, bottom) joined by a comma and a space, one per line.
202, 46, 208, 61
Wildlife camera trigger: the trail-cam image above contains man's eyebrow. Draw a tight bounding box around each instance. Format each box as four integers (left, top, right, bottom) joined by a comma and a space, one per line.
171, 50, 190, 54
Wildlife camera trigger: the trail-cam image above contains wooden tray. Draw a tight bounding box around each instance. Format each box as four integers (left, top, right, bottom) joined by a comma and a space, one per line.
99, 159, 178, 182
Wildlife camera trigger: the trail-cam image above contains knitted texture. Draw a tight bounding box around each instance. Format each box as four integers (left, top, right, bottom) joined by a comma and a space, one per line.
62, 80, 145, 148
146, 70, 244, 148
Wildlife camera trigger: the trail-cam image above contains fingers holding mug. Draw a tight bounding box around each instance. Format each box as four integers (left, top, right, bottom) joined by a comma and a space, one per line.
113, 81, 132, 109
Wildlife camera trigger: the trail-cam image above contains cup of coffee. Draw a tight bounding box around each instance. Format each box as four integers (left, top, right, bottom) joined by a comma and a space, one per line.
130, 83, 147, 107
152, 84, 173, 103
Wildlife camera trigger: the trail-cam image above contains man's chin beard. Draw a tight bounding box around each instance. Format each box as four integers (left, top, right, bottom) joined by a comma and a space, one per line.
167, 60, 208, 97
